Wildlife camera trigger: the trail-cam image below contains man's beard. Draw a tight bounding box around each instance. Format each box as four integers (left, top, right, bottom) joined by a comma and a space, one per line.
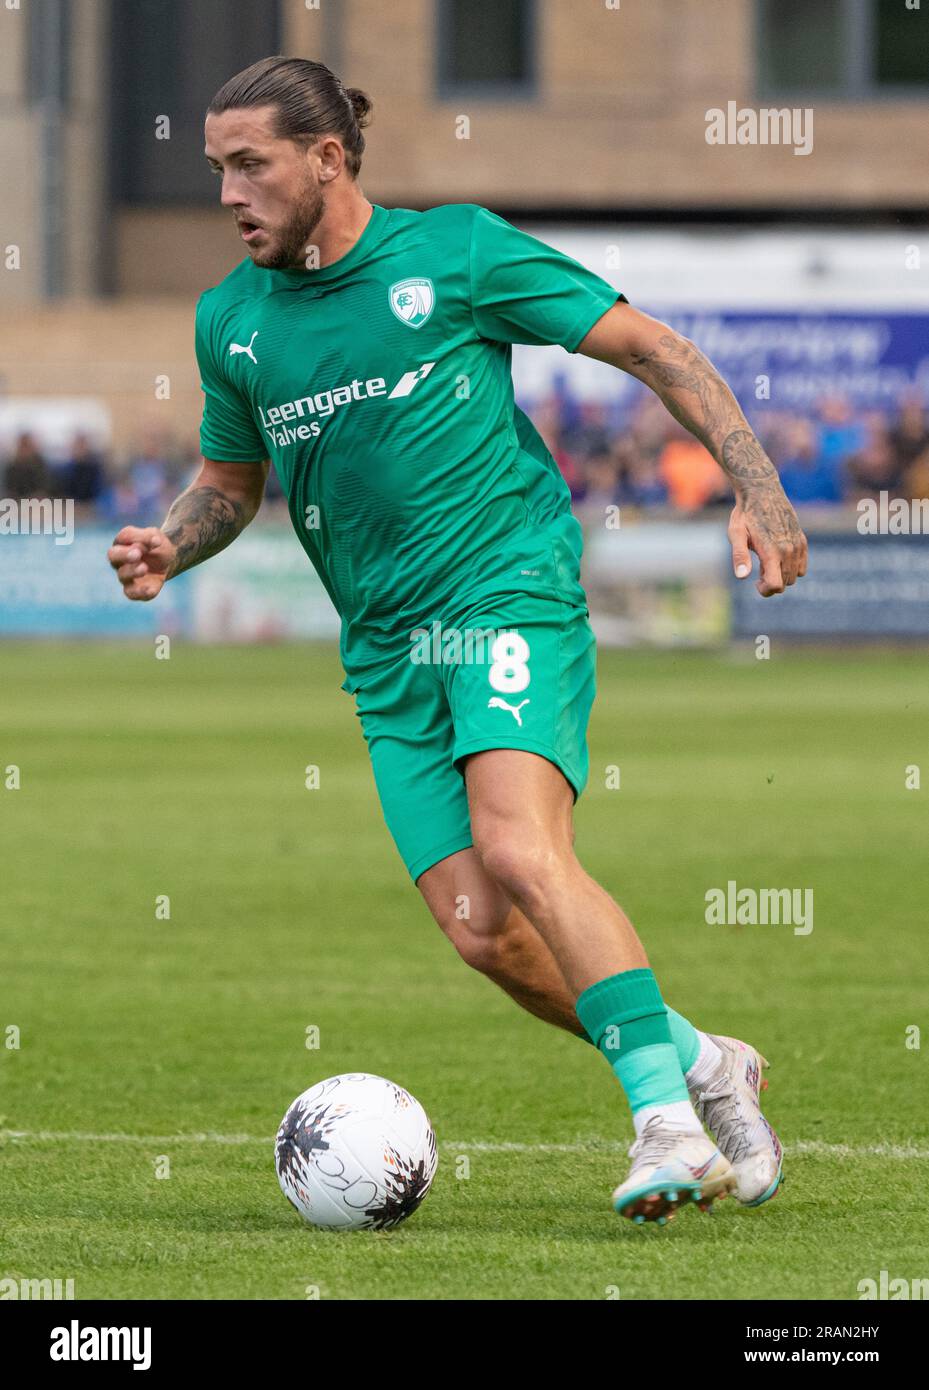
251, 178, 326, 270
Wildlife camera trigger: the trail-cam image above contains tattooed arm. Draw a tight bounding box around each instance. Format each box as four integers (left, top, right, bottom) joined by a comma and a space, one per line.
108, 458, 269, 602
576, 302, 807, 596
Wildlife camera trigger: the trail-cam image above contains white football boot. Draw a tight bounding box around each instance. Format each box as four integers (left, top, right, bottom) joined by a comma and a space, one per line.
612, 1116, 737, 1224
690, 1035, 783, 1206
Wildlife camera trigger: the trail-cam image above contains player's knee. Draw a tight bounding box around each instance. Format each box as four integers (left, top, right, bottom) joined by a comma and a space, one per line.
440, 907, 512, 975
450, 925, 505, 975
473, 834, 565, 915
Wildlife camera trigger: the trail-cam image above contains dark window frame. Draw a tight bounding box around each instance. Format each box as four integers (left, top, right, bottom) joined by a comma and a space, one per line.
435, 0, 537, 102
26, 0, 71, 107
108, 0, 283, 207
755, 0, 929, 102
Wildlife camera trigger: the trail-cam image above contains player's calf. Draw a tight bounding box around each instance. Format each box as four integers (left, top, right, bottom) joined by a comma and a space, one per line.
418, 847, 582, 1031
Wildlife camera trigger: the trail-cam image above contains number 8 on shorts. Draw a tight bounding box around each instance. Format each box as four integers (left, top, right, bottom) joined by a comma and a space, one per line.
489, 631, 531, 695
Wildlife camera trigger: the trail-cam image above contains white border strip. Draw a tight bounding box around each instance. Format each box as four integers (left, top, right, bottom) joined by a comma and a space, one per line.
1, 1131, 926, 1160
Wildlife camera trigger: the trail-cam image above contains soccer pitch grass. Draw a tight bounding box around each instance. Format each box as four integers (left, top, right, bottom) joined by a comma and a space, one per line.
2, 640, 927, 1301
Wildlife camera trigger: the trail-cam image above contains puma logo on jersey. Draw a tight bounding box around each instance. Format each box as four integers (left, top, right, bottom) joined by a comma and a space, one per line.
488, 697, 530, 727
229, 330, 259, 364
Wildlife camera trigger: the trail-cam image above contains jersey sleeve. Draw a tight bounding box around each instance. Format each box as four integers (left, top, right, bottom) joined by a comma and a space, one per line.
468, 206, 626, 352
195, 292, 268, 462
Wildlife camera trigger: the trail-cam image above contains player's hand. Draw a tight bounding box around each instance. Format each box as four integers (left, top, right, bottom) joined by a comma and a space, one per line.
107, 526, 177, 601
728, 485, 808, 597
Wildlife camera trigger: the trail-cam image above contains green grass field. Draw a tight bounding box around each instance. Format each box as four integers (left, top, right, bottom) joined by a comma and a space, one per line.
2, 640, 927, 1300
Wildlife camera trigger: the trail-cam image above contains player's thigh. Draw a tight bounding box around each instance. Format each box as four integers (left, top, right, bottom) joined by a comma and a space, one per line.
463, 748, 575, 865
441, 595, 597, 807
352, 655, 473, 884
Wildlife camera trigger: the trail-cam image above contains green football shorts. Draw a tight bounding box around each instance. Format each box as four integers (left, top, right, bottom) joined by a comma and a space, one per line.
350, 595, 597, 883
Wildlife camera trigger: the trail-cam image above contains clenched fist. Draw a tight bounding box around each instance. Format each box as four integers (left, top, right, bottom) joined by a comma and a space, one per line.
107, 526, 177, 601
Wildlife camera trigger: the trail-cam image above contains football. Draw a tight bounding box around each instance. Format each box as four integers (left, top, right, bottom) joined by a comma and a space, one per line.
275, 1073, 438, 1231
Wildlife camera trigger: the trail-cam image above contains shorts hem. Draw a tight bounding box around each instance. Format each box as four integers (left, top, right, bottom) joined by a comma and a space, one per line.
452, 737, 585, 803
408, 832, 475, 886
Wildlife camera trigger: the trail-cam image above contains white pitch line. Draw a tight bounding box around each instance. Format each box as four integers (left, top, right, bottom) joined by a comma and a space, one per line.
0, 1130, 264, 1146
791, 1140, 929, 1161
449, 1140, 929, 1161
1, 1130, 927, 1160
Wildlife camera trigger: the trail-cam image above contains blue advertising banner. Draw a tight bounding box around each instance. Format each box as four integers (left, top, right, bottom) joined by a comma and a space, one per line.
0, 525, 338, 641
0, 528, 192, 636
730, 532, 929, 639
659, 312, 929, 412
4, 525, 928, 644
514, 311, 929, 417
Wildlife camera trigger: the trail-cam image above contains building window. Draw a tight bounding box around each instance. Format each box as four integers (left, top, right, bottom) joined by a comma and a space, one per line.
110, 0, 281, 205
757, 0, 929, 97
27, 0, 72, 107
436, 0, 536, 98
876, 0, 928, 85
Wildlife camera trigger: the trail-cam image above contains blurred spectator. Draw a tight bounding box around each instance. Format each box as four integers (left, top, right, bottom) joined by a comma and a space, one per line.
815, 396, 866, 475
126, 427, 177, 521
544, 370, 583, 437
624, 452, 669, 507
845, 421, 904, 499
903, 447, 929, 501
777, 418, 843, 504
622, 396, 669, 505
63, 432, 105, 504
98, 470, 143, 527
581, 450, 623, 511
566, 399, 613, 460
891, 395, 929, 475
3, 431, 51, 498
658, 428, 728, 511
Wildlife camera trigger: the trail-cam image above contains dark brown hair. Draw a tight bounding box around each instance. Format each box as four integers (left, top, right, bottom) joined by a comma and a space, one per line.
207, 56, 372, 178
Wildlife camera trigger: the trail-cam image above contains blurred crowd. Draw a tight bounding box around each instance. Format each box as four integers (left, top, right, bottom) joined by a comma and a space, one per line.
1, 427, 195, 521
3, 387, 928, 524
527, 382, 929, 521
0, 425, 288, 523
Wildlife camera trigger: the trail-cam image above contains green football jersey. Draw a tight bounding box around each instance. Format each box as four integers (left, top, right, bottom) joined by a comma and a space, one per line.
195, 202, 623, 690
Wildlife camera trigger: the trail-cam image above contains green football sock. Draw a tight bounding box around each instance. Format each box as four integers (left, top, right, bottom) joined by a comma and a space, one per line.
578, 1001, 702, 1077
576, 968, 690, 1112
665, 1006, 701, 1073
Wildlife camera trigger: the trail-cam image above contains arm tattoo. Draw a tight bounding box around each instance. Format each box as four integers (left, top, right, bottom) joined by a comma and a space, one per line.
725, 461, 803, 546
717, 431, 800, 546
721, 429, 778, 486
630, 333, 778, 493
162, 485, 246, 578
629, 329, 804, 555
629, 333, 736, 457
